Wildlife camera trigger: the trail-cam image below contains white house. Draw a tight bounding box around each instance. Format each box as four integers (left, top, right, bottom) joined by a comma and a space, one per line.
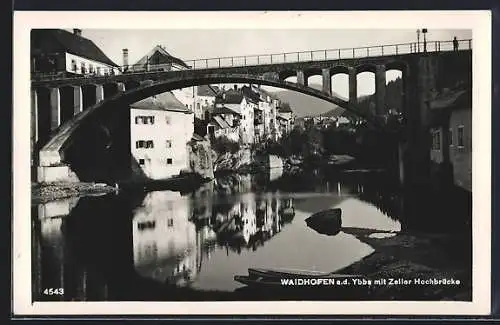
194, 85, 220, 120
130, 91, 194, 180
31, 29, 121, 76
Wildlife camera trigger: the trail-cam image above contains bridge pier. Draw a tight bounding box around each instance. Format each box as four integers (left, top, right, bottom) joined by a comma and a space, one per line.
375, 65, 386, 116
73, 86, 83, 115
322, 68, 331, 95
117, 82, 126, 92
296, 70, 307, 87
59, 86, 77, 125
82, 85, 97, 110
348, 67, 357, 108
49, 88, 61, 131
96, 84, 104, 103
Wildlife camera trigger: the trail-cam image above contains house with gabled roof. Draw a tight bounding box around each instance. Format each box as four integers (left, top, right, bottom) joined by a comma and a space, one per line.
127, 44, 190, 72
130, 91, 194, 180
213, 85, 259, 145
31, 28, 120, 76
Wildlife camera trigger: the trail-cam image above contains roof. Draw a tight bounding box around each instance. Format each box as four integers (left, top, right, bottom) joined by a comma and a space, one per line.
212, 105, 242, 116
191, 134, 205, 141
277, 112, 292, 121
212, 116, 231, 129
31, 29, 119, 67
278, 105, 293, 113
130, 91, 191, 113
253, 86, 278, 101
132, 45, 189, 69
241, 86, 261, 104
197, 85, 219, 96
216, 86, 261, 105
429, 89, 471, 110
216, 89, 243, 104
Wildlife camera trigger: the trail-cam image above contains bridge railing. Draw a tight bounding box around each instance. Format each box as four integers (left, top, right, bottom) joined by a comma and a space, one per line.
32, 39, 472, 81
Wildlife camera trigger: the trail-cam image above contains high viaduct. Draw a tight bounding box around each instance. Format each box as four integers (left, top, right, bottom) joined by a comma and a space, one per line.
30, 39, 472, 185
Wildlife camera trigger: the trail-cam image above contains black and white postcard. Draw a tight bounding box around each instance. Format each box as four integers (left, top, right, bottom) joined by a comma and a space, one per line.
13, 11, 492, 316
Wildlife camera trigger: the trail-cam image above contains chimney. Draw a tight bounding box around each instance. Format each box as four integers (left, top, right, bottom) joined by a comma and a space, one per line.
122, 49, 129, 69
73, 29, 82, 37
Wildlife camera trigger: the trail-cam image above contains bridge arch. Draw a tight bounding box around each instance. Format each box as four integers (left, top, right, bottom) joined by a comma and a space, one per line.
38, 73, 386, 183
278, 70, 297, 81
329, 65, 350, 76
356, 63, 377, 74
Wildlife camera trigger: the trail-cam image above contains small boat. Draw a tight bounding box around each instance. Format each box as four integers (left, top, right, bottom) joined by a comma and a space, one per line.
305, 208, 342, 236
234, 275, 282, 287
248, 267, 360, 280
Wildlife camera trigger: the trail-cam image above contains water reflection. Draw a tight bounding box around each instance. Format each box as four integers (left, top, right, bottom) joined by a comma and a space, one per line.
31, 168, 469, 300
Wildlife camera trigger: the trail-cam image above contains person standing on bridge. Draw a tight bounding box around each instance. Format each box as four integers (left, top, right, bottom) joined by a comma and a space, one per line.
453, 36, 459, 51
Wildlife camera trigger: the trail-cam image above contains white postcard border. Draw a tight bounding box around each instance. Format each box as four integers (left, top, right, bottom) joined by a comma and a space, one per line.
13, 10, 492, 316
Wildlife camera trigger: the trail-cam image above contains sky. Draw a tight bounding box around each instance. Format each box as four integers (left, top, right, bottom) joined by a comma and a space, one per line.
74, 29, 472, 97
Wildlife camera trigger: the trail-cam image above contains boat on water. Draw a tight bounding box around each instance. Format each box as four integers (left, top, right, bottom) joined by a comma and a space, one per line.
247, 267, 360, 279
234, 275, 283, 287
234, 269, 366, 288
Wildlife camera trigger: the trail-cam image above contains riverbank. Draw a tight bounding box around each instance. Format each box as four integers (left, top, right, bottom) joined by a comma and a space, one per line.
32, 182, 116, 204
332, 227, 471, 300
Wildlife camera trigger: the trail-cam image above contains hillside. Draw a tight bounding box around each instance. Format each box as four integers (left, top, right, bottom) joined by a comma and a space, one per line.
274, 78, 403, 119
272, 83, 344, 118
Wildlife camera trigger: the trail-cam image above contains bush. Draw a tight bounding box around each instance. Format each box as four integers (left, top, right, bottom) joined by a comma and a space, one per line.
211, 136, 240, 155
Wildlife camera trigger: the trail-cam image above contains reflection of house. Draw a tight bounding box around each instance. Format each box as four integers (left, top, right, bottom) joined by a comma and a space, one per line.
428, 88, 472, 192
240, 193, 257, 244
130, 92, 194, 180
132, 191, 197, 285
31, 29, 120, 76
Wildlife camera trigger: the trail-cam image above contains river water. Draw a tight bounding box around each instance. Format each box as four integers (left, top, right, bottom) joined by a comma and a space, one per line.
32, 167, 471, 301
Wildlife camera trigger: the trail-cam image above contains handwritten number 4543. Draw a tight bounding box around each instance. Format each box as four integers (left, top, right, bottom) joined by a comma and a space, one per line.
43, 288, 64, 295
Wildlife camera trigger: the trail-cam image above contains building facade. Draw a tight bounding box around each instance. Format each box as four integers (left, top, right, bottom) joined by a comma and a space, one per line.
130, 92, 194, 180
429, 88, 472, 192
31, 29, 121, 76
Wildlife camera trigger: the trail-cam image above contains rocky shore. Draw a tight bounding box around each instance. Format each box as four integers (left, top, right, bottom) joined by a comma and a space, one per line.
335, 227, 472, 300
32, 182, 116, 204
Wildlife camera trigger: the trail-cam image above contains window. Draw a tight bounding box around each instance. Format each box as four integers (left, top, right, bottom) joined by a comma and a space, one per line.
136, 140, 145, 148
166, 140, 172, 148
96, 67, 101, 75
167, 218, 174, 227
136, 140, 154, 148
135, 115, 155, 124
71, 59, 77, 72
197, 103, 201, 111
165, 116, 171, 124
89, 64, 94, 73
139, 159, 145, 165
167, 158, 173, 165
448, 128, 453, 146
81, 62, 86, 74
432, 130, 441, 151
457, 125, 465, 147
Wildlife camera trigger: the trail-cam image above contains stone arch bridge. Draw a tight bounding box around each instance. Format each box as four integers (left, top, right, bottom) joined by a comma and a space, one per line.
31, 43, 472, 184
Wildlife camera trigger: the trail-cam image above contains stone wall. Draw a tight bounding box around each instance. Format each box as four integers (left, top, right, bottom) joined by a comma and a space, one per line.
188, 140, 214, 179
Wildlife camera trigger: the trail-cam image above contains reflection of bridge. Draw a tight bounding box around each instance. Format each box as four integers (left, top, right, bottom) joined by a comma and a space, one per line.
31, 40, 472, 184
